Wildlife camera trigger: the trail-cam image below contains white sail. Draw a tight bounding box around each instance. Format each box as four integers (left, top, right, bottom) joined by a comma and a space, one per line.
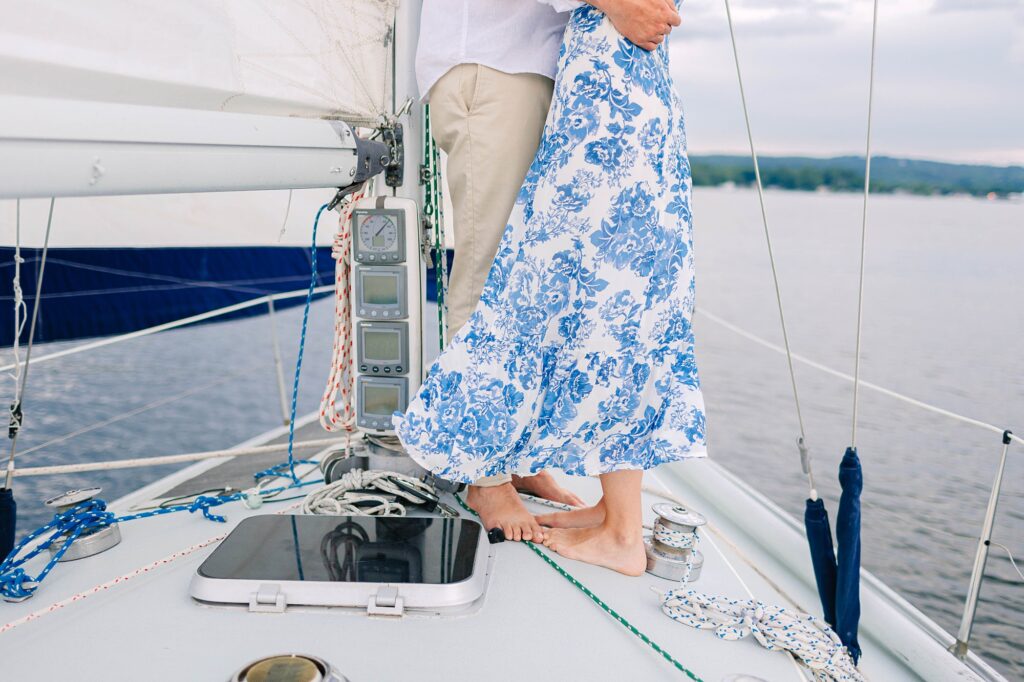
0, 0, 397, 125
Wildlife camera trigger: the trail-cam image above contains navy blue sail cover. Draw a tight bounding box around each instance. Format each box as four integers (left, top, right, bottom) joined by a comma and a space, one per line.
0, 246, 334, 345
0, 488, 15, 561
804, 496, 839, 628
835, 446, 863, 661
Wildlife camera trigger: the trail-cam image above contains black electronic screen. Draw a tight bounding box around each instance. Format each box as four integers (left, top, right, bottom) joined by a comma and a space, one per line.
363, 383, 401, 415
198, 515, 481, 584
361, 273, 399, 305
363, 328, 401, 362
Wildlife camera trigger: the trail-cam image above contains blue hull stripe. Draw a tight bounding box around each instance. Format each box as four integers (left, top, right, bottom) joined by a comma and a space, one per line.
0, 246, 334, 345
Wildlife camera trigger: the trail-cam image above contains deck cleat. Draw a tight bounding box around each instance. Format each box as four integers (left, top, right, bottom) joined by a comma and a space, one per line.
229, 654, 348, 682
43, 487, 121, 562
645, 502, 706, 582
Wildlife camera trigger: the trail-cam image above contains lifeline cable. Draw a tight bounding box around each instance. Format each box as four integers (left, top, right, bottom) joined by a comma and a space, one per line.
5, 199, 56, 489
721, 0, 816, 500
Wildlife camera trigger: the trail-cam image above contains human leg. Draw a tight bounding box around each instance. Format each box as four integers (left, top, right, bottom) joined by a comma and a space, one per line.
427, 66, 576, 537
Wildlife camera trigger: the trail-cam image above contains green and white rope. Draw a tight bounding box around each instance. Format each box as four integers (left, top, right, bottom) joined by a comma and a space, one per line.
422, 103, 449, 350
451, 493, 702, 681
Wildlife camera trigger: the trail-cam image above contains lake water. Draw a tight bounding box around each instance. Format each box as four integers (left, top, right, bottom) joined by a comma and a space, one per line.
3, 187, 1021, 677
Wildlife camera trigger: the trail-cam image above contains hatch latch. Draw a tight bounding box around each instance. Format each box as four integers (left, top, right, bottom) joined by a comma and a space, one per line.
249, 583, 286, 613
367, 586, 404, 617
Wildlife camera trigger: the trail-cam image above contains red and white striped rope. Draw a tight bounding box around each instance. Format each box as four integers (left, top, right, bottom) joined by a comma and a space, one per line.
319, 188, 366, 441
0, 500, 305, 635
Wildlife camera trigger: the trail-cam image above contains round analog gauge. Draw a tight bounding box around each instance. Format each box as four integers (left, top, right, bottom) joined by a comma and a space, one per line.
359, 214, 398, 253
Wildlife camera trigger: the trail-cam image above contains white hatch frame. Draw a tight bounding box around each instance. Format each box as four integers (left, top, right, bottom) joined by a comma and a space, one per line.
188, 516, 491, 615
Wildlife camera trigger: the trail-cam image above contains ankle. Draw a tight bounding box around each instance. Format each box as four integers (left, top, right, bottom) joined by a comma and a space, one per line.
468, 482, 511, 500
600, 522, 642, 545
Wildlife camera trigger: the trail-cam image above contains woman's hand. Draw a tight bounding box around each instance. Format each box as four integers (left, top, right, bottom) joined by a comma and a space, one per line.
592, 0, 681, 51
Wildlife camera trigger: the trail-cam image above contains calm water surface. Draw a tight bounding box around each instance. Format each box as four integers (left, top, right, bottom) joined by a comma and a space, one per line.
2, 187, 1021, 677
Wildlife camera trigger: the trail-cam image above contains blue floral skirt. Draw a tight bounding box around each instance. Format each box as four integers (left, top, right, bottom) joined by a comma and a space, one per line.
394, 5, 706, 483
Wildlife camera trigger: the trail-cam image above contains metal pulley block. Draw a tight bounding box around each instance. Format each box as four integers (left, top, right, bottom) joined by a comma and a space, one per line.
44, 487, 121, 562
645, 501, 707, 582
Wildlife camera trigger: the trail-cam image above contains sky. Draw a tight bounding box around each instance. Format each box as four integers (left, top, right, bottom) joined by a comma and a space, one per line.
669, 0, 1024, 165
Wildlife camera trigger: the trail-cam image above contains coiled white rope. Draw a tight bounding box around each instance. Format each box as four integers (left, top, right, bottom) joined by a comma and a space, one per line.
301, 468, 438, 516
655, 516, 863, 681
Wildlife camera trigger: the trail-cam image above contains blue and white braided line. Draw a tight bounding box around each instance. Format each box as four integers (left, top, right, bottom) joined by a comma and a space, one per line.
652, 518, 698, 583
654, 516, 862, 681
281, 201, 332, 483
660, 590, 864, 682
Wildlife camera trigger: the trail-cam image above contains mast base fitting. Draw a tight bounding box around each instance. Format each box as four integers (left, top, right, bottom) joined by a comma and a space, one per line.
49, 523, 121, 562
230, 653, 349, 682
645, 538, 704, 582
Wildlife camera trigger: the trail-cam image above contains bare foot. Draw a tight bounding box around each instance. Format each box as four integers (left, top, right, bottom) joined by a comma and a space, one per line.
467, 483, 543, 542
542, 525, 647, 576
512, 470, 585, 508
536, 498, 606, 528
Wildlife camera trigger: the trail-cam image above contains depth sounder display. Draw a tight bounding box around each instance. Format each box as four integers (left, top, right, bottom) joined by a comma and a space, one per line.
358, 321, 408, 374
358, 376, 407, 431
356, 267, 407, 319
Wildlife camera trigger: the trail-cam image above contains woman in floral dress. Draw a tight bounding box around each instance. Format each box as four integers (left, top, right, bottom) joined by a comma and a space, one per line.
396, 1, 704, 575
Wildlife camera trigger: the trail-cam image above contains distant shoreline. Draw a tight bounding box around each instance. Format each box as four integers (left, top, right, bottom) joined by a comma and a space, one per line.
690, 155, 1024, 199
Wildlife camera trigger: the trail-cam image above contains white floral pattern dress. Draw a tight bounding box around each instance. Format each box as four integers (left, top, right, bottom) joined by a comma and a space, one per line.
394, 3, 706, 483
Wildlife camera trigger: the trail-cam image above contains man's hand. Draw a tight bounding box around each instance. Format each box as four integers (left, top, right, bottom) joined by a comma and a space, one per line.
592, 0, 681, 51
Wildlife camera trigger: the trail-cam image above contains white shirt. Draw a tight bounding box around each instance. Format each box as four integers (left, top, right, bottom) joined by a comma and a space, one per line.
416, 0, 584, 100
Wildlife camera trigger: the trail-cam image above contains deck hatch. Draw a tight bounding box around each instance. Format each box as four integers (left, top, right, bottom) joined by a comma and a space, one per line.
189, 514, 488, 612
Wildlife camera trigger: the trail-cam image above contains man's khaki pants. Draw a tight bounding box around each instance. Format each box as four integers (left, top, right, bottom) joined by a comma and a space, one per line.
428, 64, 553, 487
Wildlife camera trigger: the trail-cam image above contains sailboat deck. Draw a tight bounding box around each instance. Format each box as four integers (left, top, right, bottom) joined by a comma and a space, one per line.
0, 421, 996, 681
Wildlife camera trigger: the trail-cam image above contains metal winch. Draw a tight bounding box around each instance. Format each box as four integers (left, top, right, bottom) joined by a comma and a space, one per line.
645, 501, 706, 582
44, 487, 121, 562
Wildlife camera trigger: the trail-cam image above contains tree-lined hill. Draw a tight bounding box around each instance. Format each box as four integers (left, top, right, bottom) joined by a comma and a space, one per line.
690, 155, 1024, 198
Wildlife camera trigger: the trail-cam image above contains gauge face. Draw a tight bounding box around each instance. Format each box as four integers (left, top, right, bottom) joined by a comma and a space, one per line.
359, 214, 399, 253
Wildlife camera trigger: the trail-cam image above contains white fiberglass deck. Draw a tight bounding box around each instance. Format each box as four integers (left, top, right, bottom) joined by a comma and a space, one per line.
0, 421, 1002, 682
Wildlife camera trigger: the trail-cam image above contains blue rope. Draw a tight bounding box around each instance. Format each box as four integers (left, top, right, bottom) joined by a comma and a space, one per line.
283, 201, 331, 483
253, 460, 318, 482
0, 477, 326, 601
0, 495, 246, 601
0, 202, 334, 601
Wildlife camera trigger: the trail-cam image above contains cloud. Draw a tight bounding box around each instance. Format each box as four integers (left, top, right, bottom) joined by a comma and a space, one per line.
932, 0, 1021, 12
671, 0, 1024, 164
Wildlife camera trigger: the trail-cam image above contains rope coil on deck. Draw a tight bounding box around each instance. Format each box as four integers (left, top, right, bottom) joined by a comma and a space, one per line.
302, 469, 447, 517
654, 524, 864, 682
